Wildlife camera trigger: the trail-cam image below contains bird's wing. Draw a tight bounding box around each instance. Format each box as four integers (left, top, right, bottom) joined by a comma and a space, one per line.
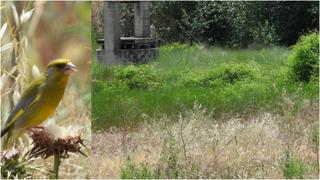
2, 75, 46, 132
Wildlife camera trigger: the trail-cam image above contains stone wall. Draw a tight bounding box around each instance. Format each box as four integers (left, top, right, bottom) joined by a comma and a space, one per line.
118, 48, 159, 63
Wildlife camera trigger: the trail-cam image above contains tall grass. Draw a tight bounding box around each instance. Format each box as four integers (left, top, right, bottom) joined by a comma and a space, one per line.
91, 103, 319, 178
92, 43, 318, 129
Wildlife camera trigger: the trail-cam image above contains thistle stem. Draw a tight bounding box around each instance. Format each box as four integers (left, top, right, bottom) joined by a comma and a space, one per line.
52, 154, 61, 179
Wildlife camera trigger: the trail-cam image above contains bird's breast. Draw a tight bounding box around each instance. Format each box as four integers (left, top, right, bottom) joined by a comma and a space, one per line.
18, 82, 67, 128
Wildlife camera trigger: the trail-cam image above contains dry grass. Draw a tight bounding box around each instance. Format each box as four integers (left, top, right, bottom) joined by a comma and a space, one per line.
91, 103, 319, 178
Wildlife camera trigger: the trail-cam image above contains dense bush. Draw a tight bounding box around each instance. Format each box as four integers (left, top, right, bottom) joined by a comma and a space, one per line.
113, 65, 161, 90
180, 63, 256, 87
220, 64, 256, 84
289, 33, 319, 83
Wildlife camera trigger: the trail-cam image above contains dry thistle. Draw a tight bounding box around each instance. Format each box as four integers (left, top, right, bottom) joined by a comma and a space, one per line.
27, 124, 87, 178
28, 125, 86, 159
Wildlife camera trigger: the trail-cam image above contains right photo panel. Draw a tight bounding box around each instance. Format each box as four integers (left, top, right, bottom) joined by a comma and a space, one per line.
91, 1, 319, 179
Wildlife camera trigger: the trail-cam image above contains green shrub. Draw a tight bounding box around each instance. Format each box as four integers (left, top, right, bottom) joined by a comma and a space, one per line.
114, 65, 161, 90
289, 32, 319, 83
121, 161, 154, 179
180, 63, 257, 87
279, 150, 305, 179
220, 63, 256, 84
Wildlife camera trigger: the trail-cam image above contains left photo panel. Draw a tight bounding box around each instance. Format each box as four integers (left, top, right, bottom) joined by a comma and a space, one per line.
1, 1, 91, 179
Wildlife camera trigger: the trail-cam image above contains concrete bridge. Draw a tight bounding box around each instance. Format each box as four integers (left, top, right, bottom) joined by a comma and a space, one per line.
97, 1, 159, 64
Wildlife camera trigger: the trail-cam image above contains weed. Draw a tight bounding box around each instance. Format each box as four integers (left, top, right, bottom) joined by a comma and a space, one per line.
120, 160, 154, 179
279, 150, 305, 179
160, 132, 181, 178
309, 124, 319, 147
1, 149, 28, 179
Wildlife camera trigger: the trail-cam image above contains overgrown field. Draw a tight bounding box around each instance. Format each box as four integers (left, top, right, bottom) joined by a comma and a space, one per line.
91, 34, 319, 178
92, 43, 318, 129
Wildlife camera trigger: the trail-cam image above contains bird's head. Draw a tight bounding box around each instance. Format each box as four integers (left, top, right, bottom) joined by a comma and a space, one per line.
46, 59, 77, 82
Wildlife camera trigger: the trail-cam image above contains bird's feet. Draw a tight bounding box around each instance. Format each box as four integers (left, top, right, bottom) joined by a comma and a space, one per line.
27, 126, 45, 133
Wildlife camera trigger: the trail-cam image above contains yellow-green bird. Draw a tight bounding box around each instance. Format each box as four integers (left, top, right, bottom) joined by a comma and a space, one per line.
1, 59, 77, 149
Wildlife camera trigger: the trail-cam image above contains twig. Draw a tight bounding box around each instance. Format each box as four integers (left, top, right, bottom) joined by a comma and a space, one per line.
179, 118, 187, 168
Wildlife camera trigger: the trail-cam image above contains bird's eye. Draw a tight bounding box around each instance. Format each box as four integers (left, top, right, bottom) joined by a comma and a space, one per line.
56, 63, 65, 69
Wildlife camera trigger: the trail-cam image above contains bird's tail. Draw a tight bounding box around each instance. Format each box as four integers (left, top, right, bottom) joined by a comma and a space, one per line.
1, 125, 10, 137
1, 128, 22, 150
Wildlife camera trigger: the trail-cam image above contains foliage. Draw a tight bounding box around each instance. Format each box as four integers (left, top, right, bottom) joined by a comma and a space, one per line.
250, 20, 279, 48
148, 1, 319, 47
92, 43, 318, 129
289, 32, 319, 83
158, 135, 181, 178
180, 63, 256, 87
120, 3, 134, 37
91, 1, 318, 47
279, 150, 305, 179
221, 64, 255, 84
120, 161, 154, 179
160, 42, 190, 52
113, 65, 161, 90
1, 153, 28, 179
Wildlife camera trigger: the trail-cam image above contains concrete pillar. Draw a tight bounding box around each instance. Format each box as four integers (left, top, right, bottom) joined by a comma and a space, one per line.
134, 1, 150, 37
104, 1, 120, 63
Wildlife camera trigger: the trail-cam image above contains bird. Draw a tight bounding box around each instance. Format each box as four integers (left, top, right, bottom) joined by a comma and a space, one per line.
1, 59, 77, 149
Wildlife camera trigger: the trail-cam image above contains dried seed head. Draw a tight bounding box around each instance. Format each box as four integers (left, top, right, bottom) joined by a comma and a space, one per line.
28, 125, 86, 159
13, 90, 21, 105
1, 148, 19, 161
32, 65, 40, 78
0, 22, 7, 39
20, 9, 34, 24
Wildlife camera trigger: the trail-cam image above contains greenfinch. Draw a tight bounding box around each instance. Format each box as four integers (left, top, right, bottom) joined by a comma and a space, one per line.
1, 59, 77, 149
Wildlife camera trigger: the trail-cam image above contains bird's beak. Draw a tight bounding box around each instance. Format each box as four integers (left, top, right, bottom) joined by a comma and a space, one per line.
64, 62, 78, 75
